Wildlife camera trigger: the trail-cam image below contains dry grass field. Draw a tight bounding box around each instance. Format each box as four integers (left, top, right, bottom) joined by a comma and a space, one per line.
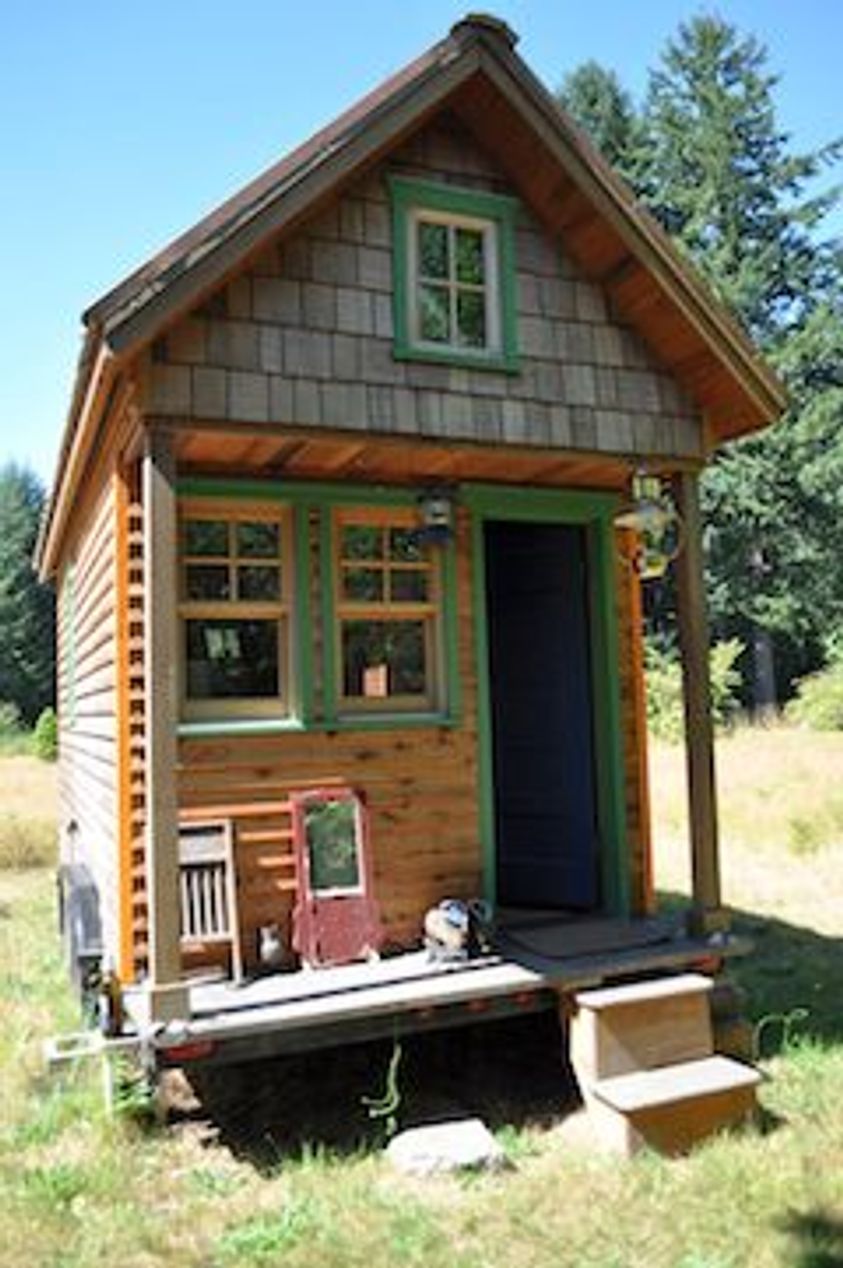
0, 730, 842, 1268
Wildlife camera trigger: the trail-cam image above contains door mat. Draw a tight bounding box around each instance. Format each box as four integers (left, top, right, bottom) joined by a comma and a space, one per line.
496, 915, 675, 960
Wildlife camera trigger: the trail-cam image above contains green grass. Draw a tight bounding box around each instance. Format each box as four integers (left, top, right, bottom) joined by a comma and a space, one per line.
1, 740, 842, 1267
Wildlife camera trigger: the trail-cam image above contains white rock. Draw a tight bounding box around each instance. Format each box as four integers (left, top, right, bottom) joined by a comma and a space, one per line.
386, 1118, 508, 1176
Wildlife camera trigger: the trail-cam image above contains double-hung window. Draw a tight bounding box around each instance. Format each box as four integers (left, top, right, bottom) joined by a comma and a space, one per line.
389, 176, 519, 371
334, 509, 442, 714
179, 501, 292, 720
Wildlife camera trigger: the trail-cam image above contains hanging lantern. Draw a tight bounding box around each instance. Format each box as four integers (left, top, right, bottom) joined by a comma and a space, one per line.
615, 469, 683, 580
416, 487, 455, 546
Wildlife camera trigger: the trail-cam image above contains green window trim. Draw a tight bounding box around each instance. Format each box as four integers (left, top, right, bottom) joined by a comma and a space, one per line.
388, 176, 520, 374
175, 477, 461, 733
464, 483, 629, 918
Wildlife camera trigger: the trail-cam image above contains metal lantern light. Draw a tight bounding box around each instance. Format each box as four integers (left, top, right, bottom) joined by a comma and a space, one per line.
417, 487, 455, 546
615, 469, 683, 580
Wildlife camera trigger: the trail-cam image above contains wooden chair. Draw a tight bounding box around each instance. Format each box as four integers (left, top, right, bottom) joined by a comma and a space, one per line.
178, 820, 243, 982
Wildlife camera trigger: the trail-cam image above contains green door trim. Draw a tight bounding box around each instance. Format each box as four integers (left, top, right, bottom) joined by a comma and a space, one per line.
463, 483, 629, 917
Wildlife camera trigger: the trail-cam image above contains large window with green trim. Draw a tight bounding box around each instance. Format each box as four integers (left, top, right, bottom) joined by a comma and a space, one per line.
174, 479, 460, 733
178, 499, 293, 721
389, 177, 519, 372
333, 508, 444, 715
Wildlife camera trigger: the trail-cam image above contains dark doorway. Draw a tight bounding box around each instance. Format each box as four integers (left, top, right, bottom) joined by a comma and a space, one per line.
484, 520, 599, 909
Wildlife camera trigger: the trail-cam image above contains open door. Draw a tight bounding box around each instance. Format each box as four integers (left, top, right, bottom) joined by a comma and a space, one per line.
291, 789, 382, 966
484, 521, 599, 910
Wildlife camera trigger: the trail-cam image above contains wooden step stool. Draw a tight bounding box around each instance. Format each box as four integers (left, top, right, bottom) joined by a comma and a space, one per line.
568, 973, 761, 1156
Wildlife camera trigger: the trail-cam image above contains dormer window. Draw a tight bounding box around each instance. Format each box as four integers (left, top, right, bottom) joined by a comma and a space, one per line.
389, 177, 519, 372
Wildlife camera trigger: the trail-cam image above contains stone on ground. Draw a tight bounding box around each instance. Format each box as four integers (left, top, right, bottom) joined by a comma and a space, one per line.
386, 1117, 508, 1176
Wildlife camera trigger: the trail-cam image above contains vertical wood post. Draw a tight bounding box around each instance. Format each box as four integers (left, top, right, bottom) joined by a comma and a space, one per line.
142, 428, 188, 1020
672, 471, 728, 936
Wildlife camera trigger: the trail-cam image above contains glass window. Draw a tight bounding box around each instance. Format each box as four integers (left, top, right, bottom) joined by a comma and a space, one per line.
389, 177, 519, 371
335, 512, 440, 713
412, 213, 497, 353
304, 797, 363, 894
179, 502, 290, 720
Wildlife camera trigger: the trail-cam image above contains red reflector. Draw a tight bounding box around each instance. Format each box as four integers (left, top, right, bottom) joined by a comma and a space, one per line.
691, 956, 722, 975
160, 1039, 216, 1062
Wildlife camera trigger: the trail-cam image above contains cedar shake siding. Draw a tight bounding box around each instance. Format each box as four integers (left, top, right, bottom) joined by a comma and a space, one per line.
142, 118, 702, 460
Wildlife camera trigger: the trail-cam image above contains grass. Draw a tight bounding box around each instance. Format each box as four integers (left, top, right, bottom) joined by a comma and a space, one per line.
0, 732, 842, 1267
0, 755, 58, 869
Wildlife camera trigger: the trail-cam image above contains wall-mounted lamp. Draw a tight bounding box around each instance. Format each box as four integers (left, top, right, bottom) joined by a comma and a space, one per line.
615, 468, 683, 580
417, 487, 455, 546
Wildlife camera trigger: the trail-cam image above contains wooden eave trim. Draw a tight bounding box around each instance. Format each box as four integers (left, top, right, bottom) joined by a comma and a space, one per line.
37, 342, 119, 579
473, 48, 787, 435
101, 47, 483, 359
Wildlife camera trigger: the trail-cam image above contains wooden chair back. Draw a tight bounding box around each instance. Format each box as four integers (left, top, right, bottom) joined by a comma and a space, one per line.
178, 820, 243, 981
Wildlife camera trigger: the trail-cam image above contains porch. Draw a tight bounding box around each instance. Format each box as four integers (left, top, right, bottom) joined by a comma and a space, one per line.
136, 913, 747, 1068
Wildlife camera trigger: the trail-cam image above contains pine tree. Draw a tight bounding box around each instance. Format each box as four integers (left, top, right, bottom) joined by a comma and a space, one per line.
0, 463, 55, 723
638, 17, 843, 704
562, 17, 843, 705
556, 61, 642, 183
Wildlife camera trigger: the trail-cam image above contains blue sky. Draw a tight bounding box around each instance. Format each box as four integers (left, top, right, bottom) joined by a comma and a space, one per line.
1, 0, 840, 485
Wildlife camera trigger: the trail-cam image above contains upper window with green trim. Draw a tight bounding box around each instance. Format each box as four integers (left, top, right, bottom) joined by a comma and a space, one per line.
389, 177, 519, 372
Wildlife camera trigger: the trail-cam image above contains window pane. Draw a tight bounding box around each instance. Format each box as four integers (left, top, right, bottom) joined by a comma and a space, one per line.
237, 520, 280, 559
185, 564, 231, 601
186, 619, 279, 699
390, 569, 429, 602
389, 528, 422, 562
419, 284, 450, 343
342, 620, 427, 698
456, 227, 485, 284
305, 799, 361, 892
342, 525, 383, 561
237, 565, 280, 601
417, 221, 448, 279
184, 519, 228, 557
342, 567, 384, 602
457, 290, 487, 348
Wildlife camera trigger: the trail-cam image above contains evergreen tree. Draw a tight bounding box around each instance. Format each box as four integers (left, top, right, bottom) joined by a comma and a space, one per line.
0, 463, 55, 723
637, 16, 843, 703
562, 17, 843, 705
556, 61, 642, 183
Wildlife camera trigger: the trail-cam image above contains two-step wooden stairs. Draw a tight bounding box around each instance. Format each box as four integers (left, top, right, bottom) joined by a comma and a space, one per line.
568, 973, 761, 1156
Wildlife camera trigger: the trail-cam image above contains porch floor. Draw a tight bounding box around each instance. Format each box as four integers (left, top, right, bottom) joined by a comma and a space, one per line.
137, 915, 750, 1067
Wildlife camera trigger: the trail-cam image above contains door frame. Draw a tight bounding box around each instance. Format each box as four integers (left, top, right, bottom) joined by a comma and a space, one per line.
465, 483, 629, 917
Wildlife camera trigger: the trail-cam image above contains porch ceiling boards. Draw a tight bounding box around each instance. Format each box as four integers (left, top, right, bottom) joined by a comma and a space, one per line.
170, 425, 637, 491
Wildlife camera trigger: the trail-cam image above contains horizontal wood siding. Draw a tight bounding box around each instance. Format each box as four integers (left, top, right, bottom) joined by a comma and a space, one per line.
57, 477, 120, 961
176, 504, 479, 958
177, 509, 480, 968
142, 115, 702, 461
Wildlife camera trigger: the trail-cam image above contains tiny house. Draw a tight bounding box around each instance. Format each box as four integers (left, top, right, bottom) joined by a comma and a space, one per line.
40, 16, 783, 1138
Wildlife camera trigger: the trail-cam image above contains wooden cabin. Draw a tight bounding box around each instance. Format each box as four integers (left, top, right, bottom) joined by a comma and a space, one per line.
39, 16, 784, 1140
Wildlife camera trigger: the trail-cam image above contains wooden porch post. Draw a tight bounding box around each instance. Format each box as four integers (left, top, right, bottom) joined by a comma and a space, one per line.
672, 471, 728, 936
141, 427, 188, 1021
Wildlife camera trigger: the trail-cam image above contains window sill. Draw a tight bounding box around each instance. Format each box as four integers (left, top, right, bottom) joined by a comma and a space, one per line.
177, 719, 306, 739
177, 713, 460, 738
393, 343, 520, 374
316, 712, 460, 732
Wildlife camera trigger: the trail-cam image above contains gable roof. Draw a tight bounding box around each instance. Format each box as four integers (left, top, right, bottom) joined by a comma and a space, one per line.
39, 12, 786, 575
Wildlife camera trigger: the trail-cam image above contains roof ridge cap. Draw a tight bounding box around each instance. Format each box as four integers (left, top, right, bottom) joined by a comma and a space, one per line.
450, 13, 518, 50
